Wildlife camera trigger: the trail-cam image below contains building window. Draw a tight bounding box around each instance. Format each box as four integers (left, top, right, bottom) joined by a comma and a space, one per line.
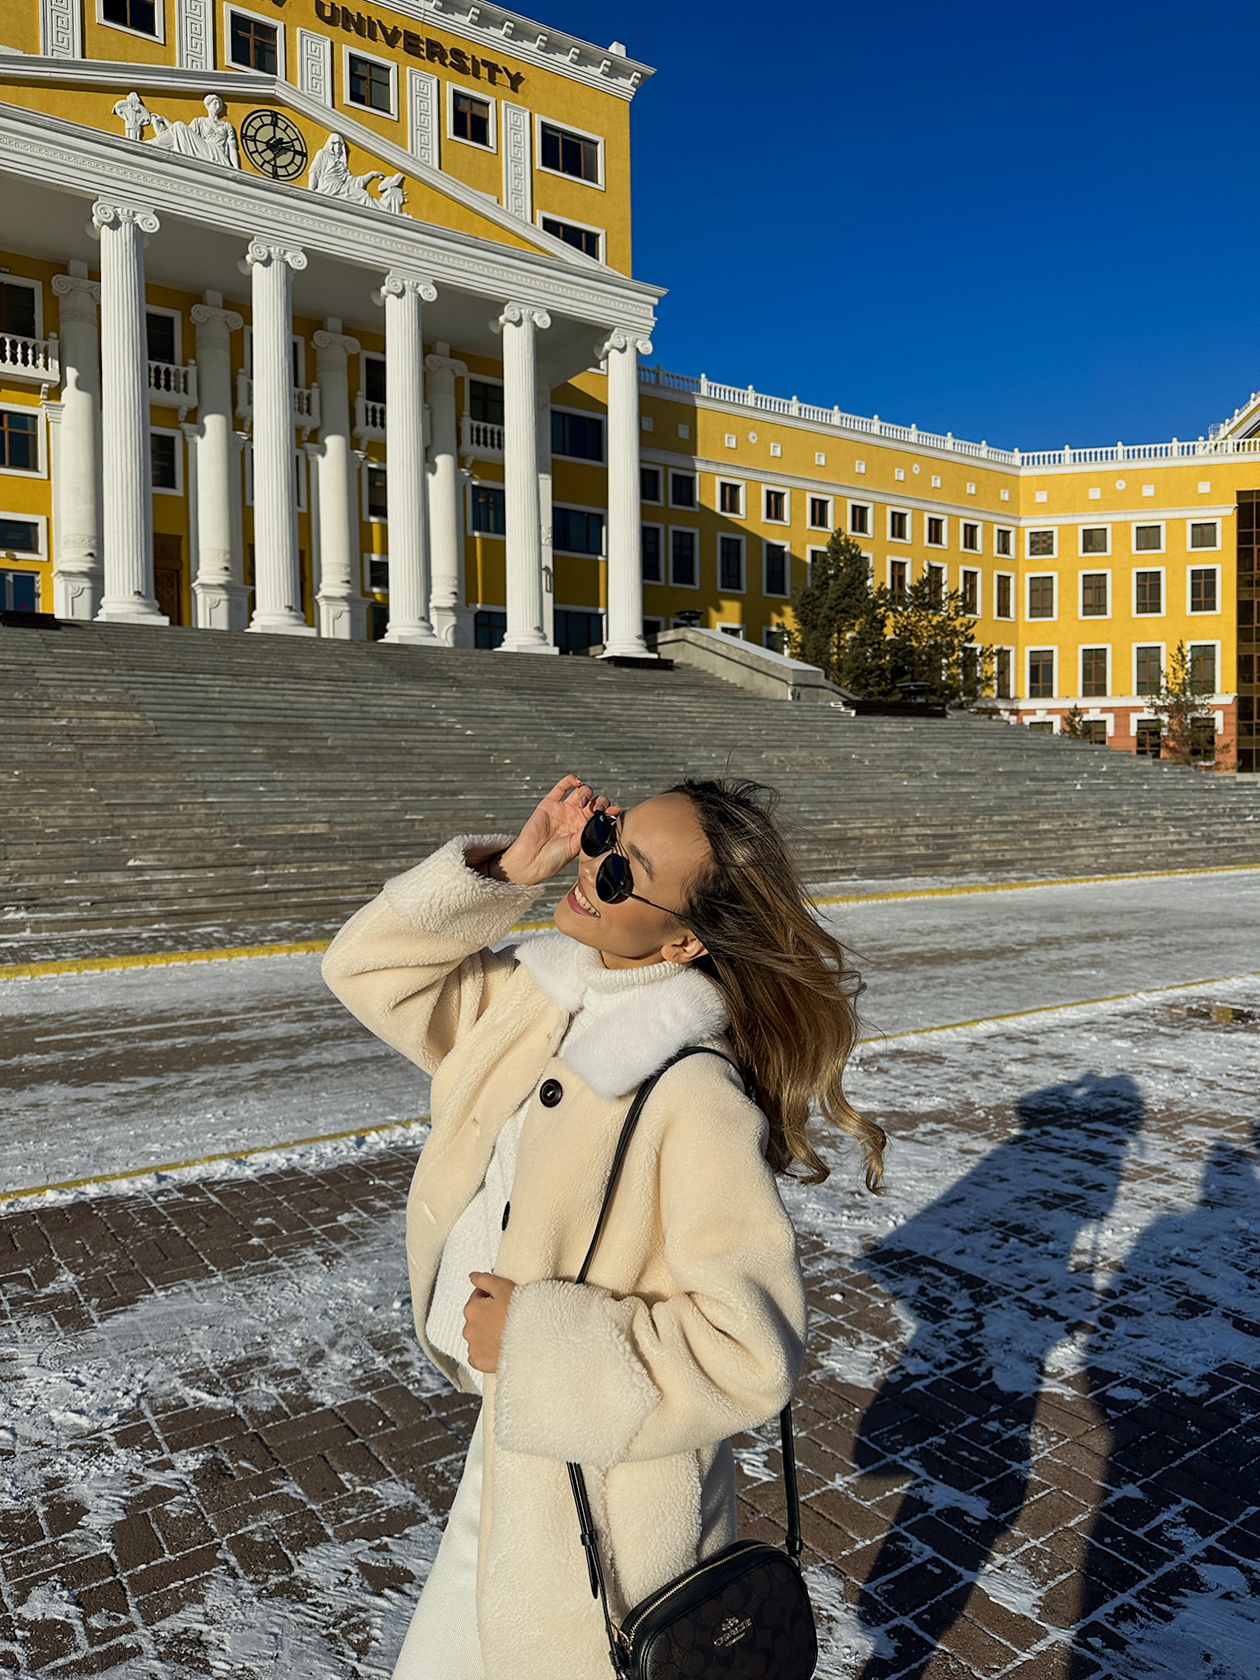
719, 535, 744, 593
1189, 643, 1217, 692
926, 516, 945, 547
1028, 649, 1055, 698
540, 217, 601, 259
540, 121, 600, 183
641, 525, 662, 581
926, 563, 945, 608
103, 0, 157, 34
150, 432, 178, 490
0, 282, 37, 339
764, 542, 788, 597
0, 569, 38, 610
640, 466, 661, 504
961, 522, 980, 552
230, 12, 277, 72
889, 509, 909, 541
1028, 530, 1055, 558
764, 488, 786, 522
995, 527, 1013, 557
1190, 567, 1218, 612
763, 627, 787, 653
0, 409, 39, 472
1136, 720, 1161, 757
1081, 647, 1108, 697
472, 484, 506, 535
995, 647, 1012, 698
1080, 527, 1109, 555
552, 410, 603, 462
961, 569, 979, 615
364, 355, 387, 405
850, 503, 870, 536
475, 610, 507, 649
468, 380, 503, 425
1027, 575, 1055, 618
146, 311, 177, 365
1080, 572, 1108, 616
1189, 521, 1219, 550
719, 481, 744, 516
670, 473, 696, 509
995, 574, 1013, 619
367, 465, 387, 520
670, 530, 697, 587
1135, 570, 1163, 614
349, 53, 393, 114
453, 90, 492, 147
555, 609, 605, 653
889, 559, 907, 604
1135, 645, 1162, 693
1134, 523, 1163, 552
553, 507, 604, 555
0, 518, 40, 554
808, 496, 830, 530
1190, 717, 1216, 760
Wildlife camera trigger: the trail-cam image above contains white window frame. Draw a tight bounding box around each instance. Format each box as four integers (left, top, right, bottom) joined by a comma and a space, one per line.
358, 349, 387, 400
848, 501, 872, 537
535, 211, 605, 263
924, 559, 948, 600
1186, 518, 1221, 552
144, 303, 183, 368
343, 43, 399, 121
806, 545, 829, 585
1026, 645, 1057, 700
993, 570, 1015, 620
716, 476, 747, 519
1187, 562, 1222, 615
668, 524, 700, 589
1187, 639, 1222, 695
642, 615, 665, 636
960, 519, 982, 555
762, 539, 790, 599
1131, 519, 1165, 554
1078, 523, 1111, 558
0, 274, 44, 343
467, 476, 507, 539
717, 531, 746, 594
1132, 641, 1166, 696
1077, 566, 1112, 622
639, 520, 664, 584
887, 555, 909, 595
1025, 572, 1058, 623
959, 566, 981, 617
993, 526, 1015, 559
762, 625, 788, 652
464, 371, 504, 417
552, 500, 606, 559
925, 513, 948, 549
993, 645, 1016, 699
223, 3, 283, 78
362, 550, 388, 596
1079, 642, 1112, 699
99, 0, 166, 45
1132, 565, 1167, 618
362, 457, 387, 523
806, 492, 832, 531
888, 506, 911, 543
717, 621, 745, 638
668, 470, 697, 511
639, 465, 663, 506
535, 113, 605, 190
149, 424, 184, 496
448, 81, 497, 152
1026, 528, 1057, 560
550, 405, 605, 464
0, 402, 47, 479
761, 485, 790, 526
0, 507, 47, 557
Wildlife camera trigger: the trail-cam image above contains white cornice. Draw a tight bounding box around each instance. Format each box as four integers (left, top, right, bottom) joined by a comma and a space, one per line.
0, 98, 661, 331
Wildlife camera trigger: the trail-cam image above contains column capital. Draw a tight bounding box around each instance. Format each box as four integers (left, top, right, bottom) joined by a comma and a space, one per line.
378, 271, 438, 303
91, 200, 160, 236
313, 328, 362, 353
595, 328, 653, 359
243, 239, 307, 272
52, 273, 101, 303
424, 352, 468, 377
492, 302, 551, 333
191, 302, 244, 331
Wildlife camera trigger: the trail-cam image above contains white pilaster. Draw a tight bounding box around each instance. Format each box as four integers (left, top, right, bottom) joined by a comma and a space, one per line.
40, 0, 82, 57
598, 329, 654, 659
190, 298, 249, 629
494, 302, 555, 654
92, 200, 167, 626
50, 269, 102, 620
380, 271, 439, 645
423, 350, 469, 646
244, 240, 314, 635
407, 68, 440, 169
502, 104, 532, 221
537, 376, 555, 647
175, 0, 212, 68
297, 28, 333, 104
313, 322, 367, 639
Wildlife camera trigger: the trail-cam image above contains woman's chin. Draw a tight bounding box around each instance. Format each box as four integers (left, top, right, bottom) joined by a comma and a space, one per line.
554, 890, 602, 946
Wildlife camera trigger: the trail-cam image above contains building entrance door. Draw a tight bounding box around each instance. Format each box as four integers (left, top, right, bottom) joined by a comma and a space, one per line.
153, 533, 183, 625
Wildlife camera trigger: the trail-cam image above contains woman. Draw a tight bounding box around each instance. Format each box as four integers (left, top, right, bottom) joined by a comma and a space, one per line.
322, 774, 883, 1680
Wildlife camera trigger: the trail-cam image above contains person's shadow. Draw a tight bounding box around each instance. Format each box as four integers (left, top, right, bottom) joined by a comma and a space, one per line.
852, 1072, 1146, 1680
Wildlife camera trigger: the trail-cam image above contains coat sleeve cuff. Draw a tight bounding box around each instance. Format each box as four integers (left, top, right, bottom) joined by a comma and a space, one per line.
493, 1280, 660, 1468
381, 833, 540, 936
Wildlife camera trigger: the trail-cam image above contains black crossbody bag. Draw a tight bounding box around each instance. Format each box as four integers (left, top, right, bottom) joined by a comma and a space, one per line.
566, 1046, 818, 1680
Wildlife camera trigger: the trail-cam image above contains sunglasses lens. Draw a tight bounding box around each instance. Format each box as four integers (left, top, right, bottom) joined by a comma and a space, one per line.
580, 811, 616, 857
595, 854, 632, 904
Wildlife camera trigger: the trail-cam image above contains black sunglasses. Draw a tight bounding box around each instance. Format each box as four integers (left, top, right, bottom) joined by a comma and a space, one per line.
579, 811, 684, 917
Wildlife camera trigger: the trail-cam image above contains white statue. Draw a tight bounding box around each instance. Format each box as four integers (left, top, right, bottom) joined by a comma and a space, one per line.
308, 132, 381, 205
116, 90, 239, 169
376, 173, 407, 215
112, 91, 151, 141
188, 95, 240, 169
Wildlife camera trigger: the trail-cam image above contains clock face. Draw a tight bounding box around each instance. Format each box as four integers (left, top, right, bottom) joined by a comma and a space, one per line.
240, 109, 308, 181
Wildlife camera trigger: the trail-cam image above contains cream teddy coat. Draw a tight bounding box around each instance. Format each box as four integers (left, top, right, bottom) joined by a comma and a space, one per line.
321, 835, 807, 1680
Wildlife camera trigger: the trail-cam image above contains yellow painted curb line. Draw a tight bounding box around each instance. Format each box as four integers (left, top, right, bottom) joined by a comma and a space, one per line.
0, 1115, 430, 1204
3, 861, 1257, 981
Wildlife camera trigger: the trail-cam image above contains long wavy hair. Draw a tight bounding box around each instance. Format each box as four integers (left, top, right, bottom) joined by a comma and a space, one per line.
669, 777, 885, 1192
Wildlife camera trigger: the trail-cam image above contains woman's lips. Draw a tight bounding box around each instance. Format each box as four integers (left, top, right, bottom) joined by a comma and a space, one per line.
566, 882, 600, 918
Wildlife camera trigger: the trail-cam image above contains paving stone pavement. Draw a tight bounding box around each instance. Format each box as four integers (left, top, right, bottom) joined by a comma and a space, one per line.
2, 1009, 1258, 1679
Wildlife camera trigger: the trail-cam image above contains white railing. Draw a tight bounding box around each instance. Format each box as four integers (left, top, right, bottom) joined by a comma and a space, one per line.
235, 370, 322, 430
461, 414, 504, 457
638, 362, 1260, 470
148, 359, 197, 405
354, 391, 387, 440
1, 331, 59, 384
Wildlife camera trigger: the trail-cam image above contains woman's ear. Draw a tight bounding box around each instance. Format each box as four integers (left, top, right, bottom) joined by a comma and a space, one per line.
662, 928, 709, 966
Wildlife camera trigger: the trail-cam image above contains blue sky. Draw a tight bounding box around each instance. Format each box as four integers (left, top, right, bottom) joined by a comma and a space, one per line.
546, 0, 1260, 451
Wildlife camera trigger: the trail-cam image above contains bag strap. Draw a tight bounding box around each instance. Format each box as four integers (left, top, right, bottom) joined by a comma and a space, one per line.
565, 1047, 803, 1677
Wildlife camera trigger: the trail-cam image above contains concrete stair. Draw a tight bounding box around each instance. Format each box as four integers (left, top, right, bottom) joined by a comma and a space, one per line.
2, 620, 1258, 961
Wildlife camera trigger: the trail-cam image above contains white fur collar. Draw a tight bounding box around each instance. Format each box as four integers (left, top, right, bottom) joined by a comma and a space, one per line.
514, 934, 729, 1099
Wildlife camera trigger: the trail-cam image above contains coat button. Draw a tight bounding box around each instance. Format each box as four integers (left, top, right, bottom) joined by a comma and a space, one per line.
539, 1078, 563, 1107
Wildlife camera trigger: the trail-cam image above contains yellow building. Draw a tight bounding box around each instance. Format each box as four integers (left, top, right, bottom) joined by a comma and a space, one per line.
0, 2, 1254, 771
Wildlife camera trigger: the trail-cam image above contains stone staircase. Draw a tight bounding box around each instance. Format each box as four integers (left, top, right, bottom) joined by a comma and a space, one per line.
2, 620, 1257, 961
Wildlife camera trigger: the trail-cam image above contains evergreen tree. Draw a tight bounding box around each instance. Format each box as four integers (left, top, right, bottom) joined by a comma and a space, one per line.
788, 531, 872, 681
1143, 640, 1229, 768
840, 574, 993, 705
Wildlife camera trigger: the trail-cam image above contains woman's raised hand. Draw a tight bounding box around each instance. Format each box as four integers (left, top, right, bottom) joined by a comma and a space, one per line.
496, 774, 620, 887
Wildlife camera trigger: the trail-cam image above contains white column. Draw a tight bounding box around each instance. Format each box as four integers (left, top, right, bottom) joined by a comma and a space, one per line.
50, 268, 103, 619
380, 271, 439, 644
424, 348, 469, 646
244, 239, 314, 635
494, 302, 555, 654
313, 322, 367, 639
190, 297, 249, 630
537, 375, 555, 647
599, 328, 654, 658
92, 200, 167, 625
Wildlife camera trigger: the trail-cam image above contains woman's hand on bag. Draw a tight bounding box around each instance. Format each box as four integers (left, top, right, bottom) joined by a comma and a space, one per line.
463, 1271, 516, 1373
495, 774, 620, 887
